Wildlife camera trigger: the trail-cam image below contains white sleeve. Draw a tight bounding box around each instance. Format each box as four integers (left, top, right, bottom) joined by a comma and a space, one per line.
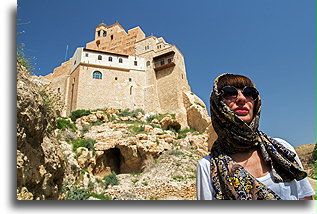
274, 138, 315, 198
196, 157, 214, 200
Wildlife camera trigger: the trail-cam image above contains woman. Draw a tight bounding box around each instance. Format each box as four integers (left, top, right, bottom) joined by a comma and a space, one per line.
196, 73, 315, 200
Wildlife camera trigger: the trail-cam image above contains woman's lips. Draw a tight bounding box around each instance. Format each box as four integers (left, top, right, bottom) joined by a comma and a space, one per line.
235, 110, 248, 115
234, 107, 249, 115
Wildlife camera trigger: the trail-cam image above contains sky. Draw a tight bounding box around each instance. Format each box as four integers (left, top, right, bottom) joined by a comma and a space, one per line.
16, 0, 315, 147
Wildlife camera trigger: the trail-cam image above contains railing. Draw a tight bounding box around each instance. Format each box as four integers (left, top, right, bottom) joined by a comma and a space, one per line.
154, 57, 175, 71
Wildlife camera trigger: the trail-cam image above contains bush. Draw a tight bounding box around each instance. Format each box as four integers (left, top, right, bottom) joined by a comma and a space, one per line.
64, 185, 90, 200
70, 109, 92, 121
168, 150, 183, 156
72, 138, 96, 153
90, 193, 112, 200
104, 172, 119, 187
117, 108, 145, 118
57, 118, 77, 132
146, 113, 175, 123
177, 128, 196, 139
128, 125, 145, 135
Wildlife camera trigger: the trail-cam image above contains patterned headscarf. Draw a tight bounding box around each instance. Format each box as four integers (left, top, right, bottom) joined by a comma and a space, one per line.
209, 73, 307, 200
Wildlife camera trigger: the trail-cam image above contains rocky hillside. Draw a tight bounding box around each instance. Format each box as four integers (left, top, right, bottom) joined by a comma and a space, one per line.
56, 109, 210, 200
295, 143, 316, 179
17, 60, 315, 200
17, 62, 65, 199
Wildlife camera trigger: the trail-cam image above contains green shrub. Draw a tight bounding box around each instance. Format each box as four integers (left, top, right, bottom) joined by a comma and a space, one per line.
128, 125, 145, 135
90, 119, 104, 126
17, 43, 34, 73
146, 113, 176, 123
172, 175, 185, 181
117, 109, 132, 117
57, 118, 77, 132
117, 108, 145, 118
64, 185, 90, 200
90, 193, 112, 200
72, 138, 96, 153
177, 128, 196, 139
168, 150, 183, 156
81, 125, 90, 134
70, 109, 92, 121
104, 172, 119, 187
131, 108, 145, 117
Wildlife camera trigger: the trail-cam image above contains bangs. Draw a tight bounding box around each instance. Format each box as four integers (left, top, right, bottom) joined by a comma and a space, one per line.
217, 74, 254, 91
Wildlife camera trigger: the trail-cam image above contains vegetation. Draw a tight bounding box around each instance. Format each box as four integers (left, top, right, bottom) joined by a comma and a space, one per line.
62, 184, 112, 200
103, 172, 119, 187
56, 118, 77, 132
172, 175, 185, 181
146, 113, 176, 123
90, 193, 112, 200
168, 150, 183, 156
70, 109, 92, 121
177, 128, 197, 139
72, 138, 96, 153
17, 43, 34, 73
117, 108, 145, 118
63, 185, 91, 200
128, 125, 145, 135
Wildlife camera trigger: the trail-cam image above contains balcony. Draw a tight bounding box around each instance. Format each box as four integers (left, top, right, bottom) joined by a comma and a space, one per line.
153, 51, 175, 71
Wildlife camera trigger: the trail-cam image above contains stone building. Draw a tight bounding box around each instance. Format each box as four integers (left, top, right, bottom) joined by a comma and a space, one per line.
42, 22, 202, 128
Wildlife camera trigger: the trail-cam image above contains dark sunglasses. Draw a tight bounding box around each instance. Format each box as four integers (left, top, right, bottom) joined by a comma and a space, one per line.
220, 86, 259, 101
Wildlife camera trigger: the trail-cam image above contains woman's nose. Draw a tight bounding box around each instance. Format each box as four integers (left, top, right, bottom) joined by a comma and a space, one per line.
236, 90, 247, 103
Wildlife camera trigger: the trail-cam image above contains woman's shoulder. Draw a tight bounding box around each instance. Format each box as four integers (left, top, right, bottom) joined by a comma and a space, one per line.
272, 137, 296, 152
197, 155, 211, 168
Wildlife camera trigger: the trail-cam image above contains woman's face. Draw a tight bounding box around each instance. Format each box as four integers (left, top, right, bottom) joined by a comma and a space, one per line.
223, 88, 255, 124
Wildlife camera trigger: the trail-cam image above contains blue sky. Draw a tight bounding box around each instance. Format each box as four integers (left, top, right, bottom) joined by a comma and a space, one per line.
17, 0, 315, 147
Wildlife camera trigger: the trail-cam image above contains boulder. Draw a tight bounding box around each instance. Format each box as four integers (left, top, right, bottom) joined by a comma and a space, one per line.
183, 91, 211, 133
160, 115, 181, 131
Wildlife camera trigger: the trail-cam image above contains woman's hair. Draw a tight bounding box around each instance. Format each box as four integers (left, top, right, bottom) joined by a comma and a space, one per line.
217, 74, 255, 91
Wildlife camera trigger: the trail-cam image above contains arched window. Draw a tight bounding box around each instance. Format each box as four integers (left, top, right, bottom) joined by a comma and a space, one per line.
130, 86, 133, 95
119, 58, 123, 63
98, 55, 102, 60
108, 56, 112, 62
93, 71, 102, 79
146, 61, 150, 66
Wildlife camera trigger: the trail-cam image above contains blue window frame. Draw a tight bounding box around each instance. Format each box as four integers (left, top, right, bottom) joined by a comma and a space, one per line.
93, 71, 102, 79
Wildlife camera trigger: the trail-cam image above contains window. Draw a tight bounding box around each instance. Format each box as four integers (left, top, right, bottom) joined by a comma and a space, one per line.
146, 61, 150, 66
115, 77, 118, 80
108, 56, 112, 62
160, 59, 164, 66
93, 71, 102, 79
167, 58, 172, 63
85, 53, 89, 57
129, 78, 132, 82
57, 88, 60, 93
103, 31, 107, 37
97, 31, 101, 37
134, 61, 137, 66
74, 60, 76, 65
98, 55, 102, 60
119, 58, 123, 63
111, 35, 114, 40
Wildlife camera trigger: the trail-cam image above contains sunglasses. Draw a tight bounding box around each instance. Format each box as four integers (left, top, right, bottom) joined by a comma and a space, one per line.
220, 86, 259, 101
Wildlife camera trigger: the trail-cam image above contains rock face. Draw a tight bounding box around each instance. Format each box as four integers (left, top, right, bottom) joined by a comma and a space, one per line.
295, 143, 316, 179
17, 62, 65, 200
183, 91, 211, 133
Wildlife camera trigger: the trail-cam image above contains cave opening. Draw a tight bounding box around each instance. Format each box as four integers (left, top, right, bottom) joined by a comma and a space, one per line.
104, 148, 121, 174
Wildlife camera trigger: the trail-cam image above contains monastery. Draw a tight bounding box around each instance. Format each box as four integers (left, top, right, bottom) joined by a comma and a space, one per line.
42, 22, 195, 127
